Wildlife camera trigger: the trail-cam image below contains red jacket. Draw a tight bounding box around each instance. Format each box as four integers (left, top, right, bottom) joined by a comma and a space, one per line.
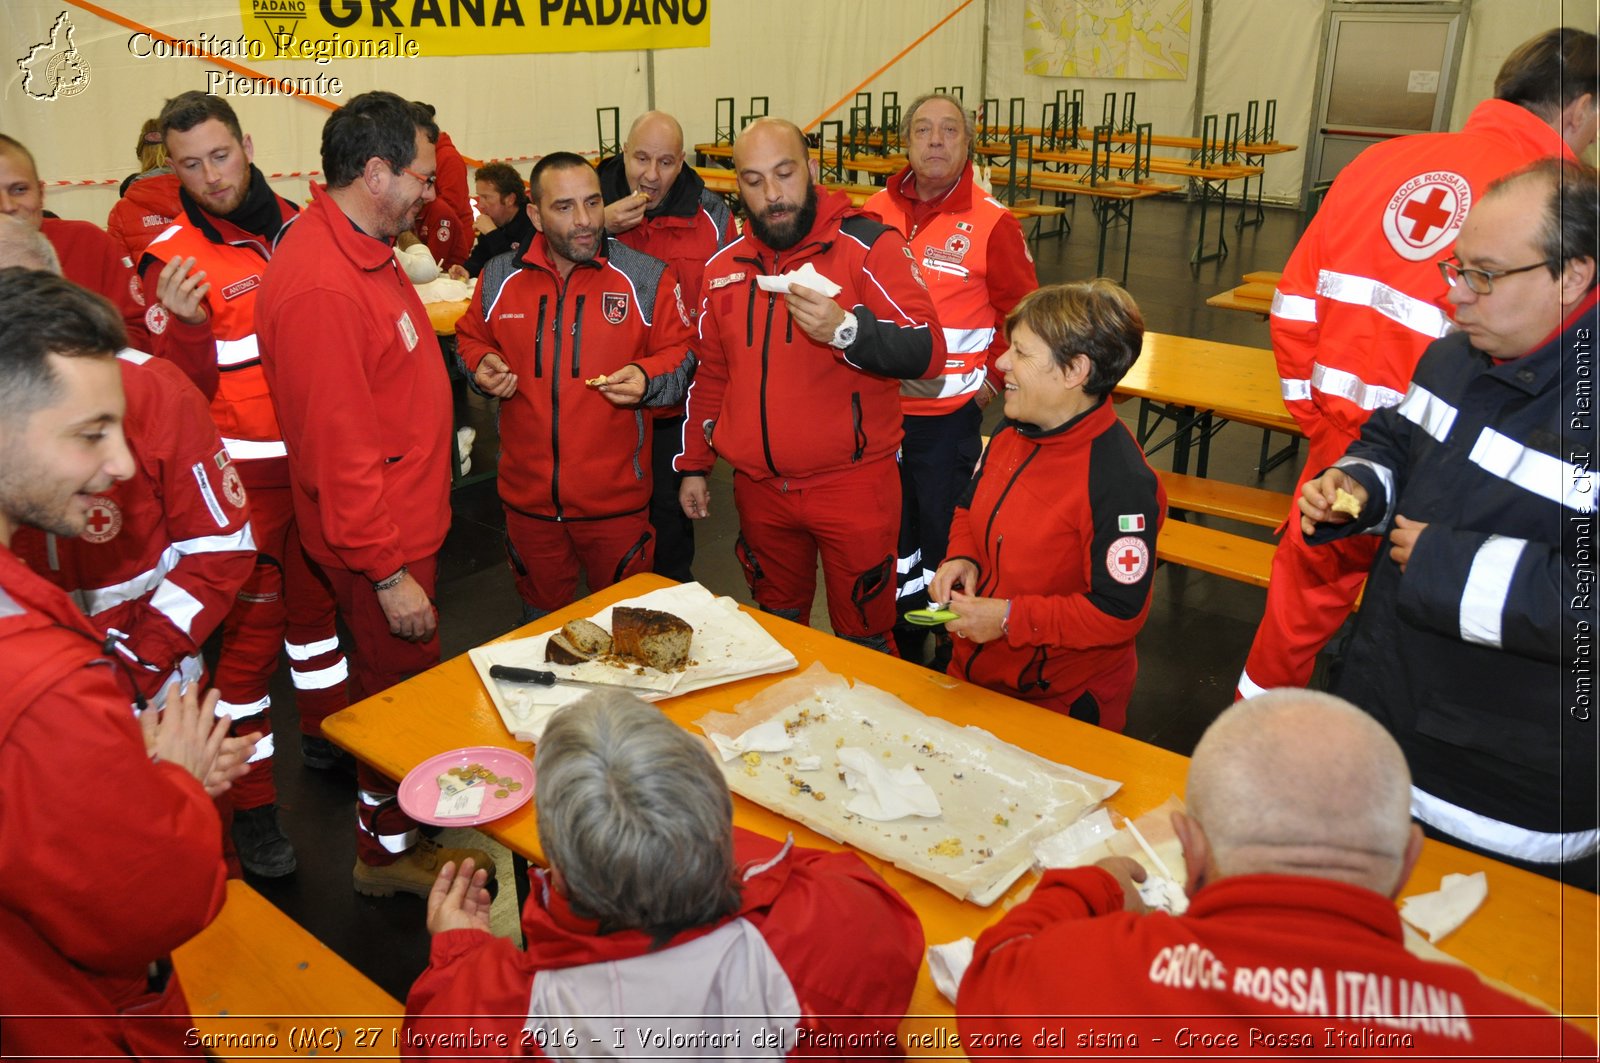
0, 543, 224, 1059
456, 234, 696, 519
257, 184, 453, 581
677, 188, 944, 481
1273, 100, 1571, 448
42, 215, 154, 353
946, 400, 1165, 731
10, 353, 255, 703
107, 170, 182, 259
958, 867, 1593, 1060
866, 163, 1038, 413
413, 130, 474, 269
404, 830, 923, 1057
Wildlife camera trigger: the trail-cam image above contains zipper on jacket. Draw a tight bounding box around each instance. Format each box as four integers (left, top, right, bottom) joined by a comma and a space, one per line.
570, 295, 585, 378
758, 289, 780, 477
745, 277, 757, 347
851, 392, 865, 462
549, 279, 568, 518
983, 451, 1038, 550
533, 296, 548, 377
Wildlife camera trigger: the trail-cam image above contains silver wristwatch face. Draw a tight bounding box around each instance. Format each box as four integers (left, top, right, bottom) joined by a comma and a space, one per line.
834, 323, 857, 347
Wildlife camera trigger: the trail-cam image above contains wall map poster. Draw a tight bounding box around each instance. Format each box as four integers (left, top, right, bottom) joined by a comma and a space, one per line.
1023, 0, 1191, 80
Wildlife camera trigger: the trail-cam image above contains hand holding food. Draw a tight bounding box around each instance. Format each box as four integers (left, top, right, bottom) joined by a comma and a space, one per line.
1299, 468, 1367, 535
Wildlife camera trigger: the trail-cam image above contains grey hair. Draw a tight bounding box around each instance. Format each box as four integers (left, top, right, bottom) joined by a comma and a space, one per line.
1186, 689, 1414, 892
535, 688, 740, 939
0, 214, 60, 273
900, 92, 975, 153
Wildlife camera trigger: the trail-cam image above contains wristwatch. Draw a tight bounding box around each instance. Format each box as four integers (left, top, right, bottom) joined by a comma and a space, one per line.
829, 311, 859, 350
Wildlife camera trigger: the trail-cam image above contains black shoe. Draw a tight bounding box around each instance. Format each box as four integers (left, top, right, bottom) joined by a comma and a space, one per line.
233, 804, 297, 877
302, 734, 354, 773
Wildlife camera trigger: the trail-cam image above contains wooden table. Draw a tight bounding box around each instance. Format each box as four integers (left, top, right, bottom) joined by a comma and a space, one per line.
324, 574, 1596, 1045
1114, 331, 1299, 477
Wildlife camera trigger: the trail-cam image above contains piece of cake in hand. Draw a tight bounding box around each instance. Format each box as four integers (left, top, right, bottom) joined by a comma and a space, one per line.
609, 607, 693, 671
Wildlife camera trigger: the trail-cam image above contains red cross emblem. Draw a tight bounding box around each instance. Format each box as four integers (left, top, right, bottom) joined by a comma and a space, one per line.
1383, 171, 1471, 262
1106, 535, 1149, 585
81, 496, 122, 543
1400, 187, 1452, 243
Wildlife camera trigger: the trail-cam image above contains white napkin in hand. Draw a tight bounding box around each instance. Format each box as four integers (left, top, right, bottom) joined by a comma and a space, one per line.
1399, 871, 1488, 942
755, 261, 843, 297
928, 937, 975, 1004
837, 746, 942, 820
708, 719, 794, 762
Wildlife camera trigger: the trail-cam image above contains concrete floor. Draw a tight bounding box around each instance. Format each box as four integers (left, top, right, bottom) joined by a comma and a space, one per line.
248, 193, 1311, 1001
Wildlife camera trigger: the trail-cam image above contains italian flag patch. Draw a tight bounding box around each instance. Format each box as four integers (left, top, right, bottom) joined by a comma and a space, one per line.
1118, 513, 1146, 532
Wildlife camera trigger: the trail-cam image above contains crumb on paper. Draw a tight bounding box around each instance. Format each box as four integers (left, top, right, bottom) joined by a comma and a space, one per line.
928, 837, 962, 857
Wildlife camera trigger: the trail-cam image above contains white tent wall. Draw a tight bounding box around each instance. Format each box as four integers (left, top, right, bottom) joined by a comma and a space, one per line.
1450, 0, 1598, 166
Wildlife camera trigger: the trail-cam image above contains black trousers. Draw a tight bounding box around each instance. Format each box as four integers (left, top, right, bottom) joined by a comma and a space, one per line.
650, 414, 696, 583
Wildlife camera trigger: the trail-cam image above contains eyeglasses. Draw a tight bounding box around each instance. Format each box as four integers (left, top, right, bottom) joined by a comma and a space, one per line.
1436, 256, 1551, 295
396, 165, 436, 190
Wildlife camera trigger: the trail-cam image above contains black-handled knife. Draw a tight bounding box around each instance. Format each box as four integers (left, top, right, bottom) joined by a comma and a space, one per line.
489, 664, 557, 686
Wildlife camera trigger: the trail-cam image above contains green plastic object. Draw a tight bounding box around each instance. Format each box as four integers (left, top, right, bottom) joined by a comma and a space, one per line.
902, 607, 960, 626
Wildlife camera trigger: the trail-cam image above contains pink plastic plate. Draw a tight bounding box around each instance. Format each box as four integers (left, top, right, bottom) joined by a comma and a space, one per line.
397, 746, 535, 827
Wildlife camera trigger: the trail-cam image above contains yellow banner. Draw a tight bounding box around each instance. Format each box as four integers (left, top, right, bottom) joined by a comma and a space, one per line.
238, 0, 710, 58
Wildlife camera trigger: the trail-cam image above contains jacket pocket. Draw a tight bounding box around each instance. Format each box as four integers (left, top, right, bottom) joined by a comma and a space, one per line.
851, 392, 865, 462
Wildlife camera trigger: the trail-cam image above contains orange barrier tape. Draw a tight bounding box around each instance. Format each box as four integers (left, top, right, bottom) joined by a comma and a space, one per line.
802, 0, 976, 133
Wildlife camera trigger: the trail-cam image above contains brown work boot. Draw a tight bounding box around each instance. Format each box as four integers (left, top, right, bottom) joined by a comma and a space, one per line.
352, 838, 498, 899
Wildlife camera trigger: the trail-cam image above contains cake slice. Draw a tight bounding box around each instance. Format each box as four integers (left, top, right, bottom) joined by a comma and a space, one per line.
610, 607, 693, 672
544, 618, 613, 666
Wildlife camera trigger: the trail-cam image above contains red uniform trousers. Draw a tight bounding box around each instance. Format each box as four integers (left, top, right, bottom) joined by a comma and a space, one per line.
321, 554, 441, 866
731, 457, 900, 650
503, 506, 654, 616
211, 486, 348, 810
1236, 427, 1379, 699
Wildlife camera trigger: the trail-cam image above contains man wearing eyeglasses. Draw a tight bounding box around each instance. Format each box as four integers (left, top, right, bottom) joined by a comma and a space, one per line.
1237, 27, 1598, 703
256, 91, 496, 900
139, 91, 351, 881
1301, 159, 1598, 890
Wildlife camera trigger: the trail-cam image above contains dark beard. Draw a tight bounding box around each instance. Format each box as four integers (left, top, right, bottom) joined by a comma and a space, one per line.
546, 227, 600, 265
748, 182, 818, 251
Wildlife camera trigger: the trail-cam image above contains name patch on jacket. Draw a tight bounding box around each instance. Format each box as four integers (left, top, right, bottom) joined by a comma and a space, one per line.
707, 272, 745, 290
397, 310, 419, 351
603, 292, 629, 324
221, 275, 261, 301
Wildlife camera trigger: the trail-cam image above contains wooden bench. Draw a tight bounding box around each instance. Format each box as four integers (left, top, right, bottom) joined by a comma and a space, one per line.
1158, 470, 1290, 529
173, 880, 402, 1059
1156, 519, 1275, 588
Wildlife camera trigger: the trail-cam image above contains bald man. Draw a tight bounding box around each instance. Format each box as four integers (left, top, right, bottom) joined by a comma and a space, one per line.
958, 690, 1594, 1057
597, 111, 733, 582
0, 134, 155, 353
675, 119, 943, 653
